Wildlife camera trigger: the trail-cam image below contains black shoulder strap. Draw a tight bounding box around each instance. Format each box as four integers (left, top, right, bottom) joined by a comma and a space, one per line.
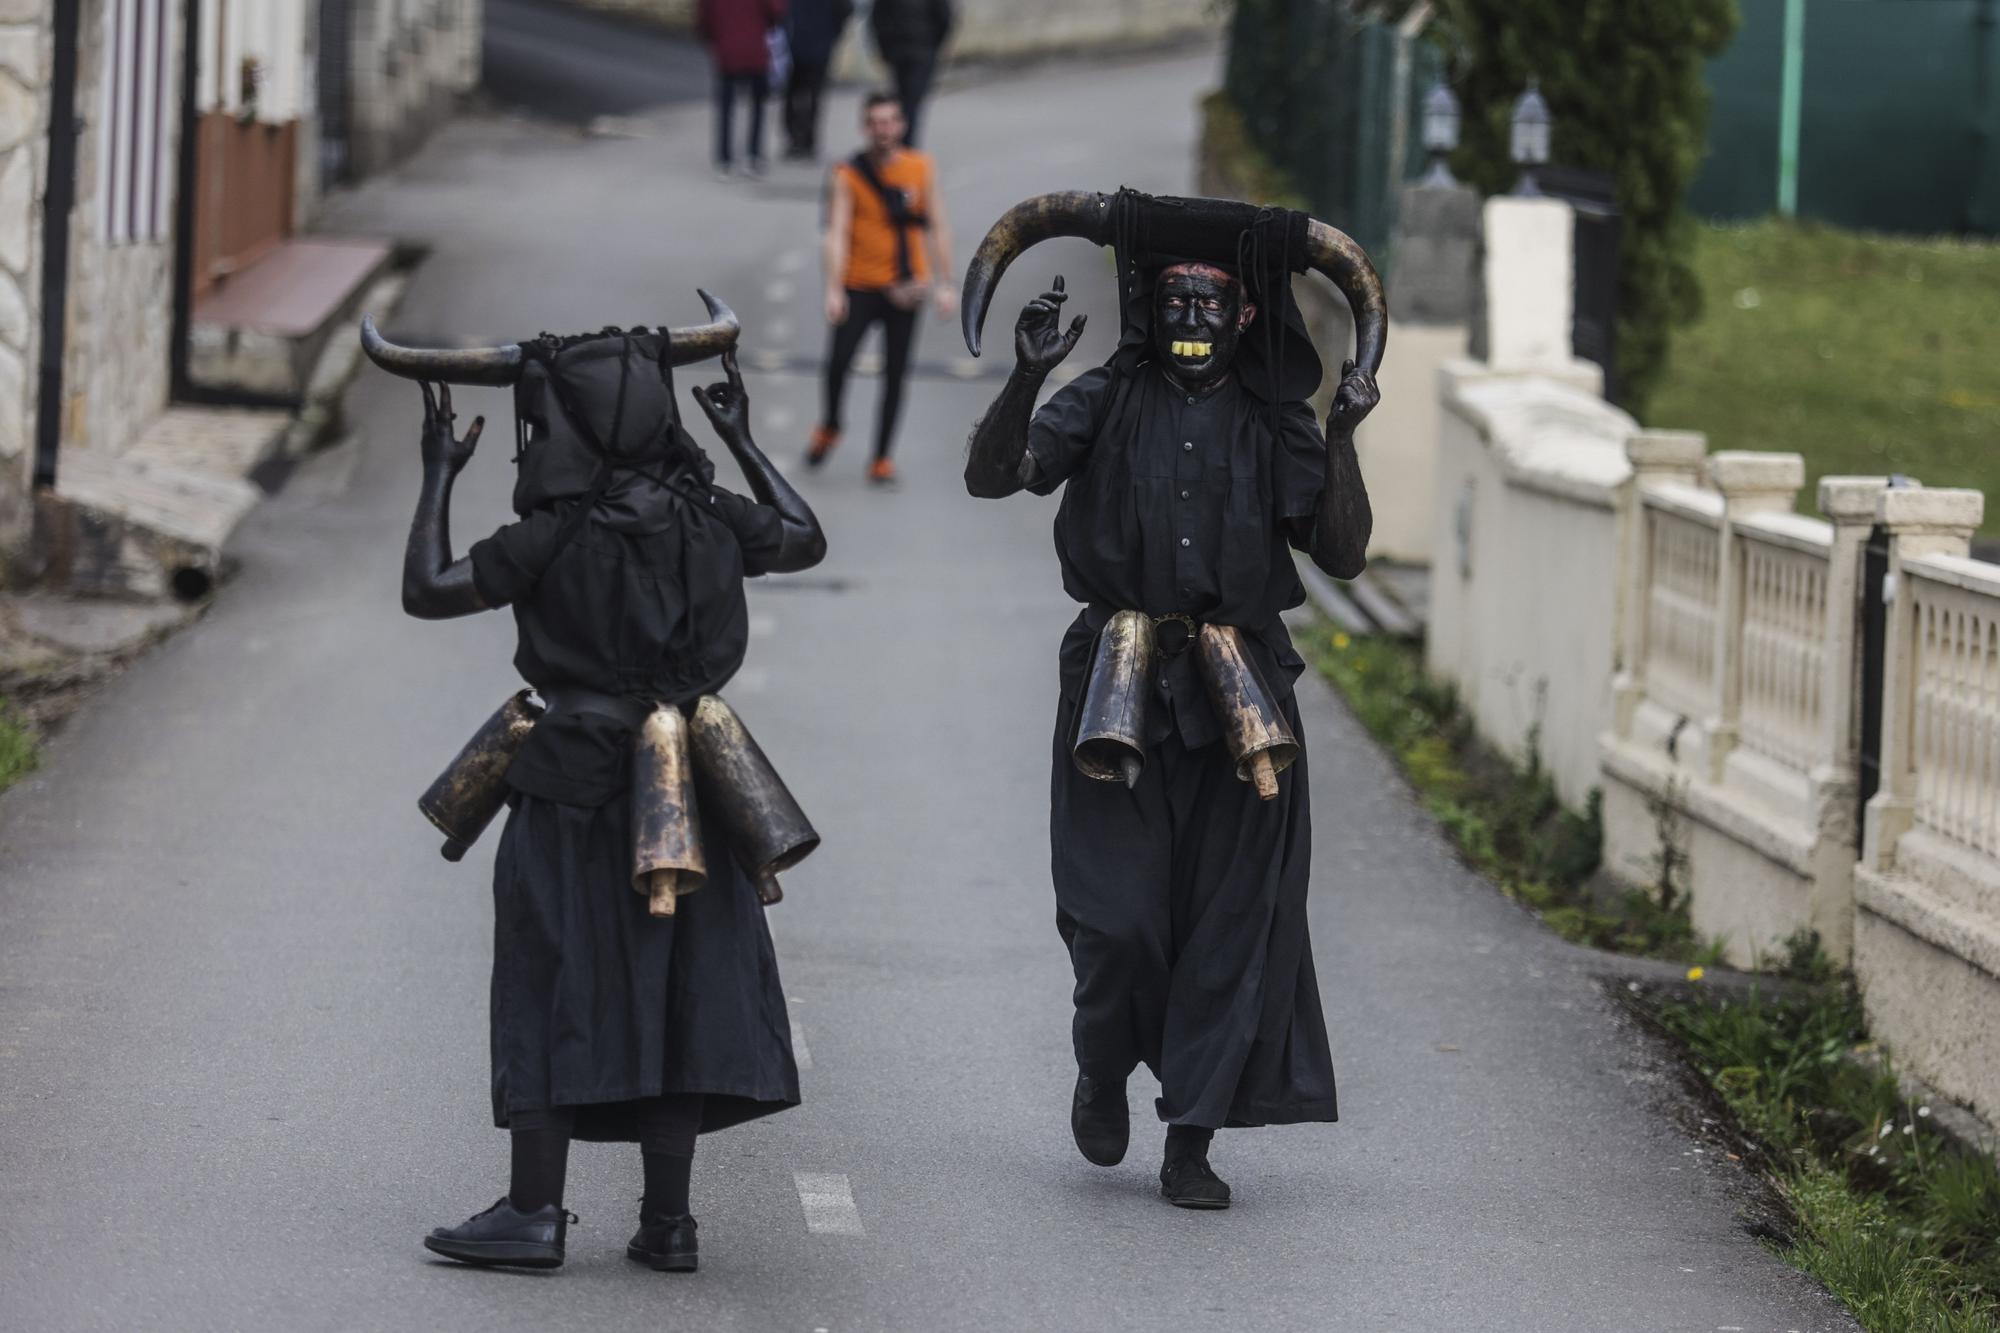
848, 151, 929, 281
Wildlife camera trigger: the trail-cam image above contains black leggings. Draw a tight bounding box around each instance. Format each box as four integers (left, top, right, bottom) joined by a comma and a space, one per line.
508, 1095, 704, 1214
822, 288, 920, 461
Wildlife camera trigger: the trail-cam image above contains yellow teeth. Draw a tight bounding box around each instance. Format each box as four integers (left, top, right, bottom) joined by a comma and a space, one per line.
1171, 340, 1213, 357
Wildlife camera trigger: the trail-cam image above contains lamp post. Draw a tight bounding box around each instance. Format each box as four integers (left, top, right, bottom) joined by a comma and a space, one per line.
1510, 80, 1551, 197
1420, 80, 1460, 188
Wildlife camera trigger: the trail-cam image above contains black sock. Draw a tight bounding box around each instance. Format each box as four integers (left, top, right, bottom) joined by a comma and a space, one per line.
508, 1115, 573, 1213
642, 1151, 694, 1221
636, 1093, 703, 1222
1164, 1124, 1214, 1164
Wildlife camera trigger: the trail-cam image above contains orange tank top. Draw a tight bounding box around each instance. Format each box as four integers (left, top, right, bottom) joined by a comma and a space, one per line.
833, 150, 935, 291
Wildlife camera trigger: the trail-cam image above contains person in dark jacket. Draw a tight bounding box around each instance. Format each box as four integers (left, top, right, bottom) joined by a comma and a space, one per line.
868, 0, 952, 147
783, 0, 853, 160
699, 0, 787, 175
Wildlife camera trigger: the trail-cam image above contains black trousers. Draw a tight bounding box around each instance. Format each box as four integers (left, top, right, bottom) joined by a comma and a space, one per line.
1049, 692, 1339, 1130
783, 58, 830, 156
822, 288, 920, 461
890, 55, 936, 146
714, 70, 769, 167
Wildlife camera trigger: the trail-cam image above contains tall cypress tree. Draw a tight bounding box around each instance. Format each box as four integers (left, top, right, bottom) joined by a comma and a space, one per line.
1429, 1, 1738, 414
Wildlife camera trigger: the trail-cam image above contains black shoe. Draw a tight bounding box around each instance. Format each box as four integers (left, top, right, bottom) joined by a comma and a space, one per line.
627, 1214, 698, 1273
1071, 1071, 1129, 1166
1160, 1154, 1232, 1210
423, 1197, 570, 1268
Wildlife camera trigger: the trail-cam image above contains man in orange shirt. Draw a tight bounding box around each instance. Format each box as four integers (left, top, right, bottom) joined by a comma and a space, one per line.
810, 92, 954, 484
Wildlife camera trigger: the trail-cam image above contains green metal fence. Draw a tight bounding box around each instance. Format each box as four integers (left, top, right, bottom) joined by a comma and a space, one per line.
1691, 0, 2000, 233
1223, 1, 1439, 261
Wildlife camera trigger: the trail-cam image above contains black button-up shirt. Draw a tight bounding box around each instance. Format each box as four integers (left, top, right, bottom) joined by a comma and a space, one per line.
1026, 364, 1330, 749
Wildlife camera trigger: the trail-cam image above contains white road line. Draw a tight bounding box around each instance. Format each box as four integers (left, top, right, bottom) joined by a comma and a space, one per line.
767, 317, 795, 343
776, 249, 806, 275
765, 278, 796, 304
789, 1010, 812, 1069
748, 612, 777, 638
794, 1172, 864, 1235
732, 666, 769, 694
763, 405, 797, 432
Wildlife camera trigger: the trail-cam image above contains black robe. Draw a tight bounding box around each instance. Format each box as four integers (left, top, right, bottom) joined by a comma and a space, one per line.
1026, 362, 1343, 1129
466, 470, 801, 1141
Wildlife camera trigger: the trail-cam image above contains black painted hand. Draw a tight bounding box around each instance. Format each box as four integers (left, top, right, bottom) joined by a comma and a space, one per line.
420, 381, 483, 475
692, 350, 752, 444
1015, 275, 1087, 376
1327, 359, 1380, 439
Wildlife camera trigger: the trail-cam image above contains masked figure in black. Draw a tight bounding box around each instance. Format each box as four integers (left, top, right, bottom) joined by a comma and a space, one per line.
960, 191, 1384, 1208
364, 295, 825, 1272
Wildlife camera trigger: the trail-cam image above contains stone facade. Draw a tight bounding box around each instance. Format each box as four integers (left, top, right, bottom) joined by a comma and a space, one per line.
344, 0, 483, 179
63, 2, 181, 471
0, 0, 48, 567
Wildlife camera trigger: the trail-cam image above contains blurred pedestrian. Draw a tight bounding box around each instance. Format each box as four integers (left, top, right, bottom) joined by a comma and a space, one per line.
783, 0, 853, 161
868, 0, 952, 147
809, 91, 954, 485
698, 0, 787, 177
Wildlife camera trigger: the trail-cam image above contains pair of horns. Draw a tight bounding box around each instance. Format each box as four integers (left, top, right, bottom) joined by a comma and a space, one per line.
960, 192, 1387, 376
359, 289, 741, 386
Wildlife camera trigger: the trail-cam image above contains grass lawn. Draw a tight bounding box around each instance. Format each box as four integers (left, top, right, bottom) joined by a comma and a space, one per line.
1651, 219, 2000, 536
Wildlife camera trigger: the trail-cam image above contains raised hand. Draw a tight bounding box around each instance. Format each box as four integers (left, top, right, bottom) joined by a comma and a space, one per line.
1015, 275, 1087, 377
691, 350, 752, 445
1326, 359, 1380, 439
419, 381, 483, 475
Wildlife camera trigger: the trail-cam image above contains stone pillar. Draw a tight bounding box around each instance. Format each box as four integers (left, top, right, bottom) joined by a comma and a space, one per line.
1702, 451, 1806, 782
1611, 429, 1708, 735
1355, 180, 1478, 564
1863, 487, 1986, 873
1804, 476, 1891, 961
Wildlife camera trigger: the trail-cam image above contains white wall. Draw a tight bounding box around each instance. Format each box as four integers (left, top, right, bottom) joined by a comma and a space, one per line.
1424, 365, 1633, 809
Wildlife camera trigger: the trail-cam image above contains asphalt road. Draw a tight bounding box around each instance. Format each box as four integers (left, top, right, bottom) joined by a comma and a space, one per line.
482, 0, 711, 123
0, 39, 1859, 1333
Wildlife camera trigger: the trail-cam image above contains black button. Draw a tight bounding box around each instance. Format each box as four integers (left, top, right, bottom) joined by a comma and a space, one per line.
1180, 537, 1191, 548
1180, 489, 1190, 500
1182, 441, 1193, 453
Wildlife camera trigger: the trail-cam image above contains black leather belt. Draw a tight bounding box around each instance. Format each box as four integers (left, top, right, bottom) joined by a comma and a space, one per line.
539, 686, 653, 728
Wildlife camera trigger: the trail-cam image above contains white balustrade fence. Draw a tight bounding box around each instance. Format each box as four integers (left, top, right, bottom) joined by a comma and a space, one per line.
1735, 516, 1832, 777
1641, 490, 1722, 723
1904, 557, 2000, 859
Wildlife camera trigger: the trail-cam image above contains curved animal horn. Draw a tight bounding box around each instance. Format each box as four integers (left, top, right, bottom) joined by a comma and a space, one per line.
666, 288, 740, 366
1303, 219, 1388, 376
960, 191, 1114, 357
358, 315, 524, 386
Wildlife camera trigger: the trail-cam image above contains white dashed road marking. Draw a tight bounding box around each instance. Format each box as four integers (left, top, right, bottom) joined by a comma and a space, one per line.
765, 279, 796, 304
794, 1172, 864, 1235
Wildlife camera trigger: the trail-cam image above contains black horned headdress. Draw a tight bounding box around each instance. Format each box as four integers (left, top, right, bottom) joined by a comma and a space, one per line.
360, 292, 744, 515
961, 189, 1387, 407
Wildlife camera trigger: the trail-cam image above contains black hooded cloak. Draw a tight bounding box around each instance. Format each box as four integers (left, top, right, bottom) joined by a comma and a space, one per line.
464, 329, 800, 1141
1025, 200, 1351, 1129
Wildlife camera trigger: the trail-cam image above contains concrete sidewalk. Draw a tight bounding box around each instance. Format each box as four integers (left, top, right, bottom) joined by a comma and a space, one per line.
0, 43, 1854, 1333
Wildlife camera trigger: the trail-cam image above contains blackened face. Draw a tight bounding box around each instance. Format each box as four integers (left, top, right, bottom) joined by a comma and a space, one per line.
1153, 264, 1255, 389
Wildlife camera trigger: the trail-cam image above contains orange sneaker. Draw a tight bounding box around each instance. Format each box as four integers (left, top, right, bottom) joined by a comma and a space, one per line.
806, 425, 840, 468
868, 458, 898, 485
